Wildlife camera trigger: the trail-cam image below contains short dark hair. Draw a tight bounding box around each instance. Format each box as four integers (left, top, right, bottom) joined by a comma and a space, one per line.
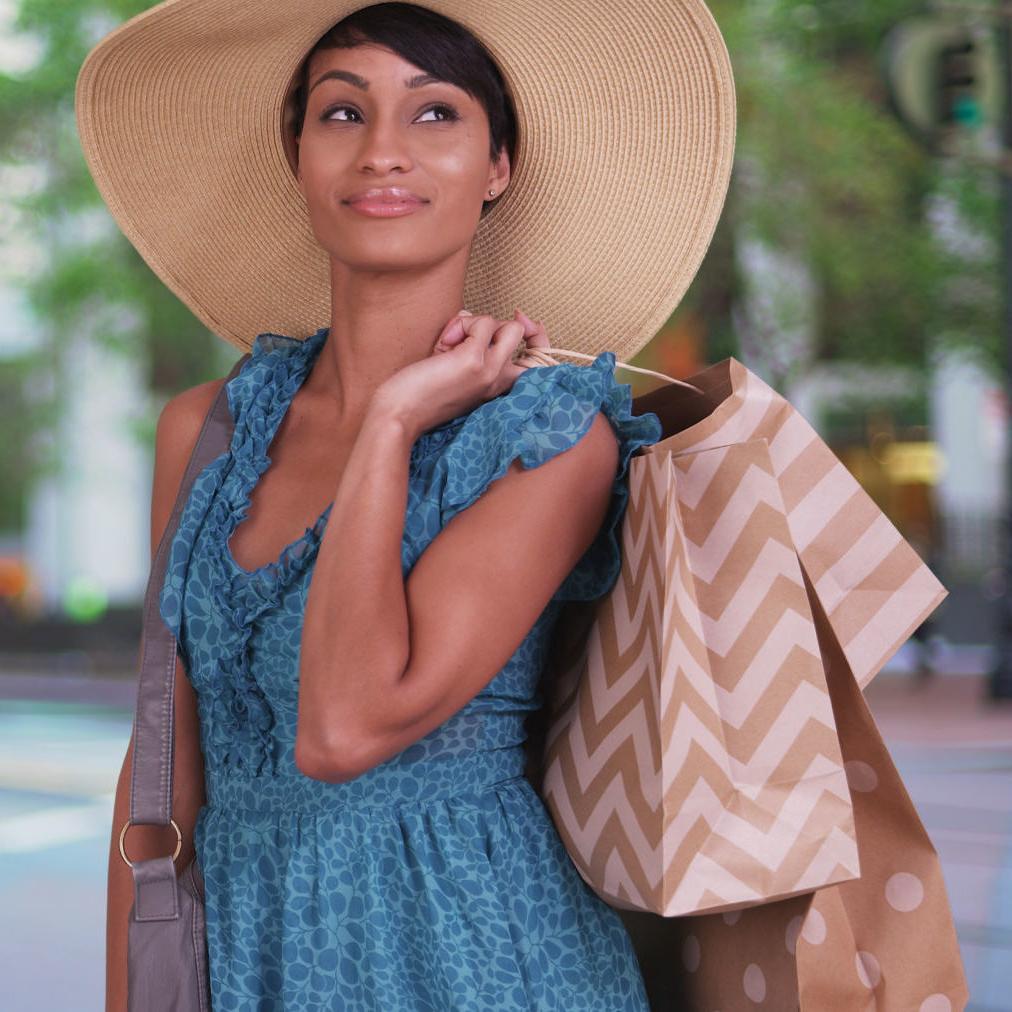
287, 3, 517, 203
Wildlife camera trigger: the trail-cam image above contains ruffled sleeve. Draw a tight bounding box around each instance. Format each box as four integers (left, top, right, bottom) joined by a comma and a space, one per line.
424, 351, 662, 603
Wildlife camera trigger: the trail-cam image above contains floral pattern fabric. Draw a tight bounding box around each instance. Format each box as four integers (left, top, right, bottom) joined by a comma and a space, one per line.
159, 325, 662, 1010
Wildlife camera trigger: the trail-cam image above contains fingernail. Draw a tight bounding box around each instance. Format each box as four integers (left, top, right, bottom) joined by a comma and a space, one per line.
460, 308, 473, 316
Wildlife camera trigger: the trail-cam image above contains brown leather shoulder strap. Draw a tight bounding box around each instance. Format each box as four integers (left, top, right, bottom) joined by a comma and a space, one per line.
129, 353, 250, 826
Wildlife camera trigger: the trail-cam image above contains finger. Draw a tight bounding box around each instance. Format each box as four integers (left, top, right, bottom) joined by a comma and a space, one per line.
458, 314, 504, 361
513, 307, 537, 335
433, 309, 475, 352
491, 318, 525, 346
489, 319, 526, 370
508, 310, 545, 366
497, 359, 533, 391
513, 308, 550, 350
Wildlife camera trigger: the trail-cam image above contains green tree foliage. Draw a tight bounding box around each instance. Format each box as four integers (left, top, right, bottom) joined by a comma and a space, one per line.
0, 1, 228, 528
694, 0, 998, 376
1, 5, 225, 377
0, 0, 1000, 533
3, 2, 216, 383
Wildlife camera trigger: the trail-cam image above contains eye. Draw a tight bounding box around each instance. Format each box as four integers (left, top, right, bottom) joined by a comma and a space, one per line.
320, 104, 362, 123
319, 102, 460, 124
417, 103, 460, 123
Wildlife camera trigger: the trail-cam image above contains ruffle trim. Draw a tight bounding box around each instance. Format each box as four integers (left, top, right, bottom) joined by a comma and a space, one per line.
190, 326, 478, 775
193, 327, 335, 775
219, 325, 333, 582
427, 351, 662, 603
157, 454, 231, 659
160, 325, 450, 777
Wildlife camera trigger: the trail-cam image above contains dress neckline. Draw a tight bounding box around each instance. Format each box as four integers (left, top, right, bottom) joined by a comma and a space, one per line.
220, 326, 466, 581
222, 326, 333, 579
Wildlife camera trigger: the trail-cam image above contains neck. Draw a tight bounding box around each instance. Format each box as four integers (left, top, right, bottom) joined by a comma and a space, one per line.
305, 252, 471, 427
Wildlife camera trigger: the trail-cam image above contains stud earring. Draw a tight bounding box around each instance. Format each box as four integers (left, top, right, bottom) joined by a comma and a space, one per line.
488, 188, 496, 197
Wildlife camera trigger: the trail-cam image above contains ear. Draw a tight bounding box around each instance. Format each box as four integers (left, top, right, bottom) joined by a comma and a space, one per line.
488, 145, 510, 198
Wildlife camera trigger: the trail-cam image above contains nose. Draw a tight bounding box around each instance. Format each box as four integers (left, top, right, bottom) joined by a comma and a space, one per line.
355, 112, 413, 176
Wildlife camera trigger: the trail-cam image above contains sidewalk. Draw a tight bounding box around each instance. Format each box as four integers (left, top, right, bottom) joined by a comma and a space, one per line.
865, 671, 1012, 1012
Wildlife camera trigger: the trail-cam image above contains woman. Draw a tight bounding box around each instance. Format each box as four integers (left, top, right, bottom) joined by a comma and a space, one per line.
79, 1, 736, 1008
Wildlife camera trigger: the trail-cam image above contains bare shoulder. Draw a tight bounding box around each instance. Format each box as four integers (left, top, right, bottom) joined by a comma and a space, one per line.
150, 377, 227, 558
155, 377, 227, 458
573, 409, 620, 465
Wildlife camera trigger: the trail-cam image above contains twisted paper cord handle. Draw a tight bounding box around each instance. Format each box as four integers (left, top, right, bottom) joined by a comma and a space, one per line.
516, 343, 705, 395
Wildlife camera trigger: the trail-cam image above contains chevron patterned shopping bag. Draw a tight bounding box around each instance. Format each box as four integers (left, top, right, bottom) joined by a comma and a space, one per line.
532, 355, 947, 918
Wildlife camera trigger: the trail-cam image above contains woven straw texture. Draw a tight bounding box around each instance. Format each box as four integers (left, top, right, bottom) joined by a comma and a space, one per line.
75, 0, 736, 357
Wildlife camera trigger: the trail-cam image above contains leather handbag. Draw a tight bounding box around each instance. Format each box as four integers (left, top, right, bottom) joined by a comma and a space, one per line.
118, 352, 249, 1012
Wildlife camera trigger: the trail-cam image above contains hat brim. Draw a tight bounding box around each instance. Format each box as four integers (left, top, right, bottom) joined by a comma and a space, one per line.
75, 0, 736, 360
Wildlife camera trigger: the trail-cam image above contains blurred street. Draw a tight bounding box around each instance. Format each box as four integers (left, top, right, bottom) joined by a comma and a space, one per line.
1, 658, 1010, 1011
0, 693, 128, 1011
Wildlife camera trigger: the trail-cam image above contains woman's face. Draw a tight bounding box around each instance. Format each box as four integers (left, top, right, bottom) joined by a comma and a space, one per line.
294, 42, 510, 273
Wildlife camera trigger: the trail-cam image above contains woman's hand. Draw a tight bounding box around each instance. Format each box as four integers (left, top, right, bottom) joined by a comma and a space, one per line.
372, 307, 552, 437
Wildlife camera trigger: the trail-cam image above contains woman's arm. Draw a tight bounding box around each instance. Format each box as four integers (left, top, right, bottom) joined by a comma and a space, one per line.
106, 383, 216, 1012
296, 399, 619, 783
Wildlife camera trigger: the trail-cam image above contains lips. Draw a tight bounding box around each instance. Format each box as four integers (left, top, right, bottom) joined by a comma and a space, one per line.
344, 186, 425, 206
343, 187, 427, 219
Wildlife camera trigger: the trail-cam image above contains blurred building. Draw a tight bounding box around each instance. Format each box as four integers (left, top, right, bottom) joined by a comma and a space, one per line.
0, 4, 156, 624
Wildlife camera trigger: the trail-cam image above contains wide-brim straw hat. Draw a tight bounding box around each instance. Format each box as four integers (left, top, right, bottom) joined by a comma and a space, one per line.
75, 0, 736, 361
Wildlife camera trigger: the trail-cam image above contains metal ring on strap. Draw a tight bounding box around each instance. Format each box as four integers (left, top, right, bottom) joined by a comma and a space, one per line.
118, 817, 182, 868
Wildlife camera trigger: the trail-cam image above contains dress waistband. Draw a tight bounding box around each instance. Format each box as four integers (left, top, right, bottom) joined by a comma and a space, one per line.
204, 746, 529, 814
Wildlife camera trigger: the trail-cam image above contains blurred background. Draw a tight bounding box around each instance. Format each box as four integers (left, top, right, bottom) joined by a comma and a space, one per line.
1, 0, 1010, 1008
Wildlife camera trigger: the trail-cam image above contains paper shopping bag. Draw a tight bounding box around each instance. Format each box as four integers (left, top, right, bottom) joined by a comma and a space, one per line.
621, 577, 968, 1011
523, 354, 963, 1008
537, 432, 860, 917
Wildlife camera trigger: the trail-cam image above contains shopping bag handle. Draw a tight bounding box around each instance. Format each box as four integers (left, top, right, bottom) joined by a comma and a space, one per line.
519, 344, 705, 394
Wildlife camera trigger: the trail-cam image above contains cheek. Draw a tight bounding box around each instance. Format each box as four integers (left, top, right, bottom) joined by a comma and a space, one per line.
295, 131, 345, 184
428, 147, 489, 209
295, 153, 327, 203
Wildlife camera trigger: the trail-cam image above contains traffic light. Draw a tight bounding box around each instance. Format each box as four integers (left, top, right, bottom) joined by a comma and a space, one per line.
936, 37, 982, 129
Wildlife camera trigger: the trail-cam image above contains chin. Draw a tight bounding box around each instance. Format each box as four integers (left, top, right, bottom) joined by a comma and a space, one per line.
327, 251, 440, 275
326, 236, 464, 274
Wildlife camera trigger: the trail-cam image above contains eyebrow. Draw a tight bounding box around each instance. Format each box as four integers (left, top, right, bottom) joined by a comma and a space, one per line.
307, 70, 444, 95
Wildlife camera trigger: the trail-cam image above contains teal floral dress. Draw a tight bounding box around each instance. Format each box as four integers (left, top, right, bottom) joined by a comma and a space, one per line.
159, 325, 662, 1010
